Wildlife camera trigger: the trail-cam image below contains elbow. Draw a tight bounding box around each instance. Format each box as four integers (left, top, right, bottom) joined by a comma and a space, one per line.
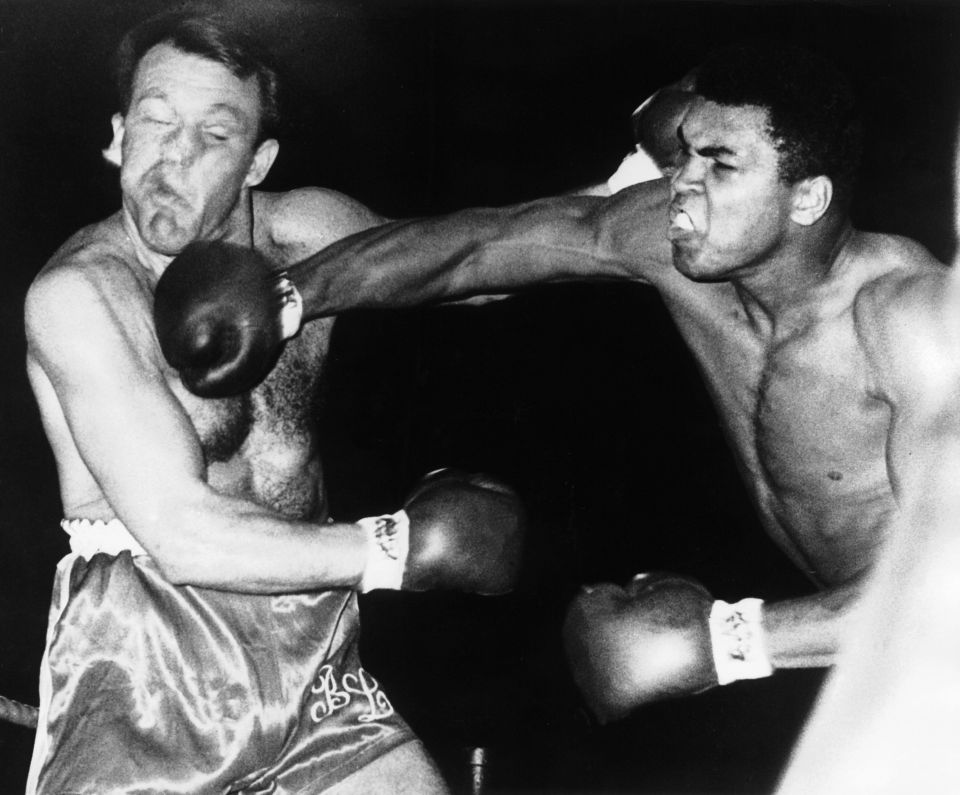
125, 504, 206, 586
139, 535, 197, 586
153, 556, 195, 586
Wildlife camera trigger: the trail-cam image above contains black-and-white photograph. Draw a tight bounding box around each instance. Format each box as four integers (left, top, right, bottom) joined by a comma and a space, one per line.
2, 1, 959, 792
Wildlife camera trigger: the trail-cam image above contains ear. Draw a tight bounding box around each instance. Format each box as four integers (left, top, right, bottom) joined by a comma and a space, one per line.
101, 113, 125, 168
244, 138, 279, 188
790, 175, 833, 226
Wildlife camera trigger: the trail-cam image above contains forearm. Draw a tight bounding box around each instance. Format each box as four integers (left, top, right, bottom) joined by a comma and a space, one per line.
761, 579, 865, 668
288, 201, 597, 316
288, 186, 669, 318
126, 488, 369, 594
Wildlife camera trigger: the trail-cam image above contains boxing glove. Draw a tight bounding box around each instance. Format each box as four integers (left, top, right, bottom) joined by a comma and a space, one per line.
153, 241, 302, 398
630, 72, 697, 173
359, 470, 525, 595
562, 572, 719, 722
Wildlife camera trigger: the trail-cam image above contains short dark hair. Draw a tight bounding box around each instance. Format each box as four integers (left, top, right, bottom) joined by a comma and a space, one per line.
114, 5, 281, 143
695, 41, 862, 209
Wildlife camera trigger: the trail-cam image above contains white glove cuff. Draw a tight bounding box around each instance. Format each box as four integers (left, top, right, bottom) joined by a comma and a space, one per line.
274, 272, 304, 340
709, 598, 773, 685
358, 510, 410, 592
607, 147, 663, 193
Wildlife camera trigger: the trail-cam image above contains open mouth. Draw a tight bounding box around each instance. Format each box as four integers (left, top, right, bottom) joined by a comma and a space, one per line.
669, 208, 695, 233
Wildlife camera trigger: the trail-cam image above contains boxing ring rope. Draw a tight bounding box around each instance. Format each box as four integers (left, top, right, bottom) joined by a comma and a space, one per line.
0, 693, 38, 728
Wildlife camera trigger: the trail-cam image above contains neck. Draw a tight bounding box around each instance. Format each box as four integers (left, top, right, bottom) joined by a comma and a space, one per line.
734, 218, 853, 334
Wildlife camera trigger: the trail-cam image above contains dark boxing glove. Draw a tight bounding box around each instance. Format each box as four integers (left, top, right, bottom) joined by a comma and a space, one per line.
563, 573, 773, 722
153, 241, 303, 398
629, 75, 697, 174
358, 469, 525, 595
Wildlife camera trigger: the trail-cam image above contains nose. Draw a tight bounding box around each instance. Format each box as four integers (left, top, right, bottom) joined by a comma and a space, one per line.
162, 124, 200, 166
670, 152, 704, 195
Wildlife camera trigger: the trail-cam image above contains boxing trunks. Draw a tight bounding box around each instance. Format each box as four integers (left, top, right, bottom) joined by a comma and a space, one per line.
27, 519, 413, 794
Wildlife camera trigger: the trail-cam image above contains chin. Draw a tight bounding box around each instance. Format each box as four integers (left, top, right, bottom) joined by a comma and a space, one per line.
142, 217, 200, 257
671, 247, 732, 283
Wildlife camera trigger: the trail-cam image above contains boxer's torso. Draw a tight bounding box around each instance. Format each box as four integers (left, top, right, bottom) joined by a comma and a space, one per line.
36, 189, 380, 526
170, 192, 340, 522
656, 230, 942, 587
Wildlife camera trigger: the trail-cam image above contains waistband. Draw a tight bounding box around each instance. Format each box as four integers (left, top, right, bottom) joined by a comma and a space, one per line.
61, 518, 147, 560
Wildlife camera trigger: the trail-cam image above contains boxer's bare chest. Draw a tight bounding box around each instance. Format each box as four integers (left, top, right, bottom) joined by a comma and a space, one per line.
174, 319, 334, 519
665, 288, 895, 583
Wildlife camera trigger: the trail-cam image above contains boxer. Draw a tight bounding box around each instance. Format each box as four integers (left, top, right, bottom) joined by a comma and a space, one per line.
23, 7, 522, 793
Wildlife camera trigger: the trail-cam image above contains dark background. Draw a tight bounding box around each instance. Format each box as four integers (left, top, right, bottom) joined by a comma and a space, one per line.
1, 1, 958, 792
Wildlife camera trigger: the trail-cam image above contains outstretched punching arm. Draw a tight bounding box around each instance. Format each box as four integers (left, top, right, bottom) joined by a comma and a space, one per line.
288, 178, 672, 316
154, 181, 673, 397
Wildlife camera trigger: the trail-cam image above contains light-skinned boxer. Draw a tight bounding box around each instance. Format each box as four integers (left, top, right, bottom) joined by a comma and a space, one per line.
23, 7, 523, 794
157, 41, 951, 718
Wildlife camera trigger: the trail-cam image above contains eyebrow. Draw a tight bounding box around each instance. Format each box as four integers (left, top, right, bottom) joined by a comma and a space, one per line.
677, 126, 737, 159
204, 103, 248, 124
134, 94, 248, 125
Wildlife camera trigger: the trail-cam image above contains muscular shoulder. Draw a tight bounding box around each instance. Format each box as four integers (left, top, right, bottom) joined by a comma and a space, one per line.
255, 187, 387, 262
26, 215, 155, 364
850, 232, 953, 399
851, 231, 946, 319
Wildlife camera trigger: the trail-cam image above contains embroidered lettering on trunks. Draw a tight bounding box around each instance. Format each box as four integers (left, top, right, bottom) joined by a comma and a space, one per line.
309, 665, 395, 724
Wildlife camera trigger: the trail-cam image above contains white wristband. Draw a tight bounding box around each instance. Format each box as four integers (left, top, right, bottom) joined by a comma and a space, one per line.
274, 272, 304, 340
358, 510, 410, 592
709, 598, 773, 685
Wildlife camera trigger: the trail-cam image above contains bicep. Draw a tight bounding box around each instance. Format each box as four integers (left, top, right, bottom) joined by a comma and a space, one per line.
26, 273, 207, 539
469, 180, 673, 287
858, 272, 960, 496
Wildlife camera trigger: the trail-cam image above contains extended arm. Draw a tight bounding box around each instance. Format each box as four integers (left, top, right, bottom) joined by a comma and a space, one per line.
153, 180, 675, 398
288, 178, 673, 318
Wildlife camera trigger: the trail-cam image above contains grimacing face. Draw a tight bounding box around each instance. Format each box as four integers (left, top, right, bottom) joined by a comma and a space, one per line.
106, 43, 277, 256
667, 98, 799, 282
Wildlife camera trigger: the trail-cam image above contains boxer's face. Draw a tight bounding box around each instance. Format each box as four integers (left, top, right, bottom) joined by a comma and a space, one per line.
109, 43, 277, 256
668, 98, 797, 282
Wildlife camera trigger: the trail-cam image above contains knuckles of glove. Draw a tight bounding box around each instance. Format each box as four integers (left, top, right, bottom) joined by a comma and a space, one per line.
401, 469, 525, 594
153, 241, 286, 398
562, 572, 717, 723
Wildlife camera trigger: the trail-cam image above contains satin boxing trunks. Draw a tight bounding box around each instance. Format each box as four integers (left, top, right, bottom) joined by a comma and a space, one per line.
27, 519, 413, 794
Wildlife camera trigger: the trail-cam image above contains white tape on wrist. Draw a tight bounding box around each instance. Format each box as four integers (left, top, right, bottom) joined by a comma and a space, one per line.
358, 510, 410, 592
274, 272, 304, 340
709, 598, 773, 685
